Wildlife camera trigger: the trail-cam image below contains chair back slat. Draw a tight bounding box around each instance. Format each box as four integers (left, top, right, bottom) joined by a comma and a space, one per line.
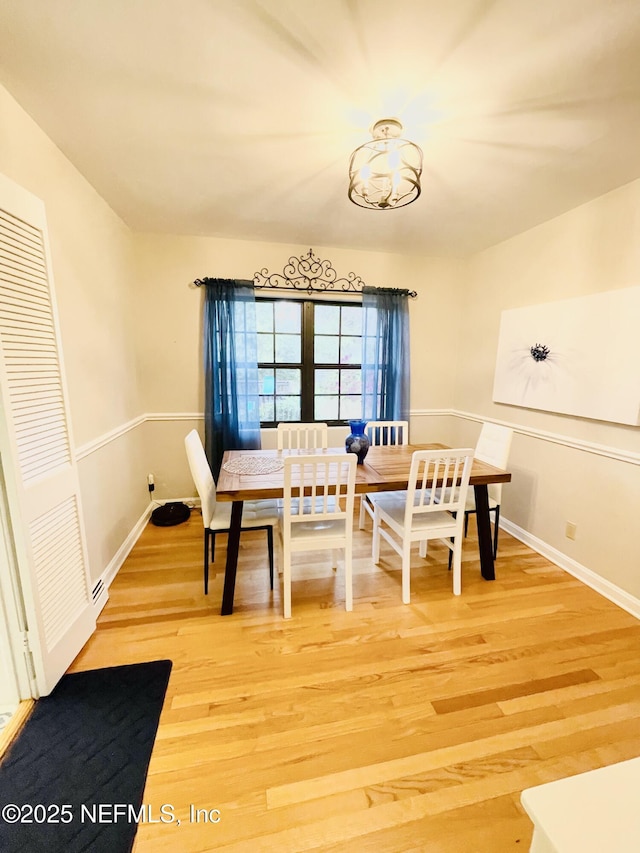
184, 429, 216, 527
277, 422, 329, 450
283, 454, 356, 524
406, 448, 475, 524
365, 420, 409, 447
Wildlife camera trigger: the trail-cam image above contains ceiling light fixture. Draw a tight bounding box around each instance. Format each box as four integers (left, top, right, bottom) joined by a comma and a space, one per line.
348, 118, 423, 210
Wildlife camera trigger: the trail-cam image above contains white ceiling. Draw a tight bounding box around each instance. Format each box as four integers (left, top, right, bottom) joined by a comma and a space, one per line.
2, 0, 640, 257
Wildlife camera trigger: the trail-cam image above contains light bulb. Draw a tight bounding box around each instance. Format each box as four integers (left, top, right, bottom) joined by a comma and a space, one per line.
387, 148, 400, 170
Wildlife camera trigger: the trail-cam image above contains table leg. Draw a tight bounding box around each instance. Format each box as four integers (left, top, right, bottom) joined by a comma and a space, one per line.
474, 485, 495, 581
221, 500, 243, 615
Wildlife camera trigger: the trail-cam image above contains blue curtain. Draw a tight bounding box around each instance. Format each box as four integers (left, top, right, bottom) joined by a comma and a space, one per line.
203, 278, 261, 479
362, 286, 411, 422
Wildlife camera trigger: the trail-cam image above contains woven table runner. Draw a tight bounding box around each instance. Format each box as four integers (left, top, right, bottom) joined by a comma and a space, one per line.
222, 456, 284, 475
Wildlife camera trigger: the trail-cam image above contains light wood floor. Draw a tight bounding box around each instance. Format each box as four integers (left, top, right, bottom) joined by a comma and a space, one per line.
71, 505, 640, 852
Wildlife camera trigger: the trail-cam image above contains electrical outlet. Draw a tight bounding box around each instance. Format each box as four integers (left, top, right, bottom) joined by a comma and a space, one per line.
565, 521, 577, 540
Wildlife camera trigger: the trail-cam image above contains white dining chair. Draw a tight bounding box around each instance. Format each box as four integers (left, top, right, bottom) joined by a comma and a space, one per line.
464, 422, 513, 557
373, 448, 474, 604
184, 430, 280, 594
358, 420, 409, 530
276, 422, 331, 517
279, 453, 357, 618
276, 422, 329, 450
437, 423, 513, 570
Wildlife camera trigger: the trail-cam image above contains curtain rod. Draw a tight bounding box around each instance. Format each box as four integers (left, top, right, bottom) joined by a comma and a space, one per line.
192, 248, 417, 298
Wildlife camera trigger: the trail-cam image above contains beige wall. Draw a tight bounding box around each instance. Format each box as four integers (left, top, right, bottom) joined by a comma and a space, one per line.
0, 84, 148, 583
457, 179, 640, 598
132, 234, 465, 496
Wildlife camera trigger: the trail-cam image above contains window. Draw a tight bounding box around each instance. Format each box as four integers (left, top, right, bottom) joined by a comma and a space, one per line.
256, 298, 363, 425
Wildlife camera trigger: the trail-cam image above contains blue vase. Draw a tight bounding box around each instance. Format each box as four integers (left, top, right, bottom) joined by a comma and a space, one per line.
345, 419, 370, 464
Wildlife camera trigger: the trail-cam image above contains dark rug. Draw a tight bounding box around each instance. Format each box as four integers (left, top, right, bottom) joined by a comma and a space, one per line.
0, 659, 172, 853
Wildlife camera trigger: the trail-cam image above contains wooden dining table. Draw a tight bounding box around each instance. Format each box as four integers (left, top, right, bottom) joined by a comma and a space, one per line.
215, 443, 512, 615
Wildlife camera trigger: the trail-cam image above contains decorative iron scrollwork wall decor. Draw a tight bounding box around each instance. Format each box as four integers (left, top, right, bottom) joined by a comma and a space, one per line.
193, 249, 417, 297
252, 249, 417, 297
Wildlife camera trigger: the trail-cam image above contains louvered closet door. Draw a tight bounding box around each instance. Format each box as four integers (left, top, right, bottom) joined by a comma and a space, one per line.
0, 172, 95, 696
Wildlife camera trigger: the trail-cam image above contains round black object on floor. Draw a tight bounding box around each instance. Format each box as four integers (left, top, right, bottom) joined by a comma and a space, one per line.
151, 501, 191, 526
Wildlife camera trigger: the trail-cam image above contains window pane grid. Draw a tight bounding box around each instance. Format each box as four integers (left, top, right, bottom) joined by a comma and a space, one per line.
257, 298, 361, 426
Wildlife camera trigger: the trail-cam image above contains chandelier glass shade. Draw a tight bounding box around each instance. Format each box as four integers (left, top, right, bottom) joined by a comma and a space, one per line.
348, 119, 423, 210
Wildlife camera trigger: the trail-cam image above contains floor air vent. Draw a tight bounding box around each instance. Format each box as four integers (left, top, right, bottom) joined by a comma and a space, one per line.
91, 579, 108, 614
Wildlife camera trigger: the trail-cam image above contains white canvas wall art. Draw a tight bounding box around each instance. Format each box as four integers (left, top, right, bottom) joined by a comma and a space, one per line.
492, 286, 640, 426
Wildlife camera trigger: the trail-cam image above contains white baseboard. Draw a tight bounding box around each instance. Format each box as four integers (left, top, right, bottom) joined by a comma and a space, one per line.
501, 517, 640, 620
91, 502, 156, 614
91, 499, 202, 613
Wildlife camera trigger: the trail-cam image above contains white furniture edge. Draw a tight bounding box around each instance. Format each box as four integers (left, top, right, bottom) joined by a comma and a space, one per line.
521, 756, 640, 852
